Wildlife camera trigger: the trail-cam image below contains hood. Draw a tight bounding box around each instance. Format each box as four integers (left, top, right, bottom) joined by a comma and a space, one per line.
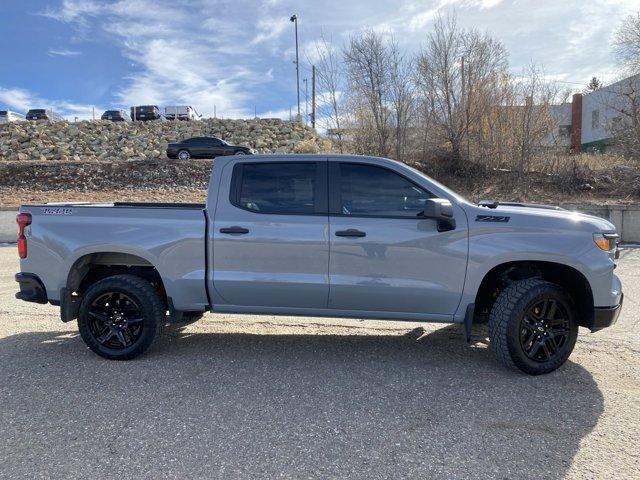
468, 202, 616, 233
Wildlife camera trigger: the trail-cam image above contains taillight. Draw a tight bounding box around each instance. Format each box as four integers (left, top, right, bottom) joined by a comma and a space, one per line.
16, 213, 32, 259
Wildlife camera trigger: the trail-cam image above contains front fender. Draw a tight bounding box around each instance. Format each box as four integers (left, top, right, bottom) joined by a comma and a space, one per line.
454, 227, 606, 321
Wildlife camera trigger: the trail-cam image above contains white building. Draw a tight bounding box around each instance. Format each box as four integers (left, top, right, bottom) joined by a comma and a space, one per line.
578, 74, 640, 149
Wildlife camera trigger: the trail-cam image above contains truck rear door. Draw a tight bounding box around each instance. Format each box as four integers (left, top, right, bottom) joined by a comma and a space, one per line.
210, 159, 329, 308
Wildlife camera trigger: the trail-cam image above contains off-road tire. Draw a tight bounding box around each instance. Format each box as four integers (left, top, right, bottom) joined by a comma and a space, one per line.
488, 279, 578, 375
77, 274, 165, 360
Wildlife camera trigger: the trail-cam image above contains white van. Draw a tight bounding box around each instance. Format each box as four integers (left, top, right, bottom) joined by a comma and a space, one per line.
0, 110, 26, 123
165, 105, 200, 121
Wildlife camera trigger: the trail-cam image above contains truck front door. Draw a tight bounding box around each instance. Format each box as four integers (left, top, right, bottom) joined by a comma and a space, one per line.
211, 159, 329, 309
327, 160, 468, 317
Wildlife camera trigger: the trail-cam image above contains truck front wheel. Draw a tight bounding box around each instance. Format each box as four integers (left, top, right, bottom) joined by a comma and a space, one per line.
77, 274, 165, 360
488, 279, 579, 375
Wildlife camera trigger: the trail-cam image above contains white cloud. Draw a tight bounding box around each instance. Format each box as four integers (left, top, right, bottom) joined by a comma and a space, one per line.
48, 49, 82, 57
19, 0, 640, 120
251, 16, 289, 45
0, 86, 101, 120
38, 0, 262, 117
39, 0, 103, 23
479, 0, 504, 8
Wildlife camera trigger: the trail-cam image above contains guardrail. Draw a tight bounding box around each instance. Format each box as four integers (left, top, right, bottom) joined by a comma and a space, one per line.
0, 208, 17, 243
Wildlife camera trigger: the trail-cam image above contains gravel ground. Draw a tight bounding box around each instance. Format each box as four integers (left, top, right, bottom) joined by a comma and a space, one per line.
0, 245, 638, 479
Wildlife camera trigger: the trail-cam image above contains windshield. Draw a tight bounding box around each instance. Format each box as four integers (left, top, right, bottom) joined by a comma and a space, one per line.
404, 163, 469, 204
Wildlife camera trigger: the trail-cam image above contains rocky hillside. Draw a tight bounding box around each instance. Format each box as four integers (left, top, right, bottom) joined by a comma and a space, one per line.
0, 118, 326, 162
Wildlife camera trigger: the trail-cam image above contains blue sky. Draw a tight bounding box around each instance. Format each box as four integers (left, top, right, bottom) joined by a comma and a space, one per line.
0, 0, 637, 120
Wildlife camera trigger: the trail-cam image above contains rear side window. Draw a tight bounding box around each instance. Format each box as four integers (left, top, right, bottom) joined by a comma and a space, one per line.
336, 163, 433, 217
231, 162, 325, 215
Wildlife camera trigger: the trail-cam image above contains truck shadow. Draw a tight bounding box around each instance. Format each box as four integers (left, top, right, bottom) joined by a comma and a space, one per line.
0, 324, 603, 479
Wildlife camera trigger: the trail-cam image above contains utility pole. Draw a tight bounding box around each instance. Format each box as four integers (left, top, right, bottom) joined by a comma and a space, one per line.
303, 78, 308, 125
214, 104, 217, 119
92, 106, 95, 121
290, 14, 300, 122
311, 65, 316, 130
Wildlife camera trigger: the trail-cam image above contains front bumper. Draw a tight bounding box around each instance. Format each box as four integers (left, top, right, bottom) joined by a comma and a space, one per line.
15, 273, 48, 304
590, 293, 623, 332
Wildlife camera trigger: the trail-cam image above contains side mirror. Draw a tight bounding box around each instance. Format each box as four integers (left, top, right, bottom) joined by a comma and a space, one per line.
419, 198, 456, 231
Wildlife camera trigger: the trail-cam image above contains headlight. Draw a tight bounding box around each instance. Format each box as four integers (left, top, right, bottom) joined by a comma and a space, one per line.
593, 233, 618, 251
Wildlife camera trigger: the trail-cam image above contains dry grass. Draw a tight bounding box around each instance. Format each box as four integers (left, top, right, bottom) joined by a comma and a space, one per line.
531, 151, 636, 174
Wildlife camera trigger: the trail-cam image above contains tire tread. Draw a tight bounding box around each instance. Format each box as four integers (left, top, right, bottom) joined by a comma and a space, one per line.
488, 278, 576, 375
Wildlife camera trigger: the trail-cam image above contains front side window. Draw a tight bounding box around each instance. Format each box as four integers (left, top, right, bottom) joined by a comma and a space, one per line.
233, 162, 319, 215
338, 163, 433, 217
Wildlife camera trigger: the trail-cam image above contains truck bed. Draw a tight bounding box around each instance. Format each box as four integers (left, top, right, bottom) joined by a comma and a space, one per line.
19, 202, 209, 311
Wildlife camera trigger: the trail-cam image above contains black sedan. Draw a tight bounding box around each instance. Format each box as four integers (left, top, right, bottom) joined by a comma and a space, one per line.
101, 109, 131, 122
166, 137, 254, 160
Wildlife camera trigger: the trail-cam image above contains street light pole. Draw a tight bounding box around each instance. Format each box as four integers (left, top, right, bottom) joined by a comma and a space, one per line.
290, 14, 300, 122
303, 78, 308, 125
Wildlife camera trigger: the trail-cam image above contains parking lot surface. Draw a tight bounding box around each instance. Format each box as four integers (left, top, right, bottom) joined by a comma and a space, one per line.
0, 245, 638, 479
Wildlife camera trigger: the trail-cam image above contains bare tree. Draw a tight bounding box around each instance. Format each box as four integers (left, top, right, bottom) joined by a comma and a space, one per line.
512, 64, 562, 173
614, 12, 640, 74
343, 30, 391, 157
388, 39, 415, 161
312, 35, 345, 152
604, 77, 640, 158
416, 13, 509, 166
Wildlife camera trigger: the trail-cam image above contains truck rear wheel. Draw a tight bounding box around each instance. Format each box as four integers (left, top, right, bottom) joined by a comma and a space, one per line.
77, 274, 165, 360
488, 279, 578, 375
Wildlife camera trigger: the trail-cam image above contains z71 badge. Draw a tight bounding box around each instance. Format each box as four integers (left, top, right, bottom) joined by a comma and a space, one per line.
476, 215, 510, 223
42, 207, 73, 215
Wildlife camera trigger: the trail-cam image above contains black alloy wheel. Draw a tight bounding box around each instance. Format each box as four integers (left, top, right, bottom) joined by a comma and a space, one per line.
77, 274, 165, 360
519, 298, 571, 363
87, 291, 144, 349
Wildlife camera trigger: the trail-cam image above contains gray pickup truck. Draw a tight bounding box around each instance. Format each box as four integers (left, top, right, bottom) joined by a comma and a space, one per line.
15, 154, 623, 374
